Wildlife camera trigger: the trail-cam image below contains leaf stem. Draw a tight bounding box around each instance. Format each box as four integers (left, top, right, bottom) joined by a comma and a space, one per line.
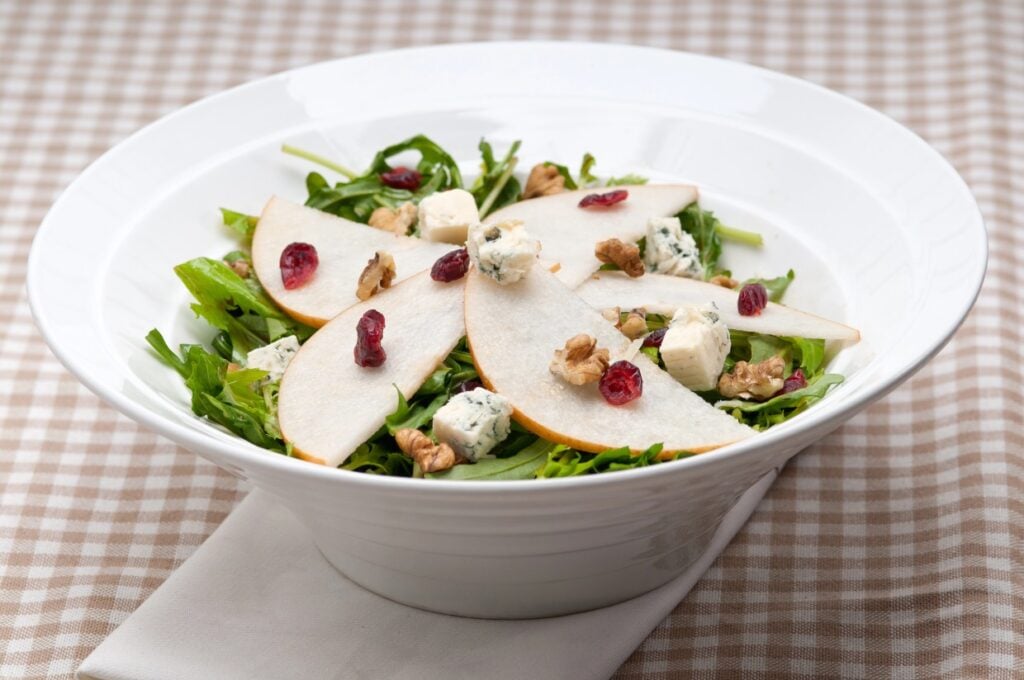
281, 144, 358, 180
477, 156, 518, 219
717, 224, 764, 247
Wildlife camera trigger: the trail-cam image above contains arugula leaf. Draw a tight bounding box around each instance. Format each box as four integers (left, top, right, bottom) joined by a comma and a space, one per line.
426, 438, 554, 481
579, 153, 599, 186
296, 134, 463, 223
537, 443, 681, 477
383, 388, 449, 435
220, 208, 258, 240
341, 442, 413, 476
145, 330, 286, 452
744, 269, 795, 303
173, 257, 313, 361
606, 173, 649, 186
717, 373, 844, 430
471, 138, 521, 218
676, 203, 724, 279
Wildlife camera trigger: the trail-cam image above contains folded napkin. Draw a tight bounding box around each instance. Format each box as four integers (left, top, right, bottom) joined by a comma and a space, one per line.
78, 470, 777, 680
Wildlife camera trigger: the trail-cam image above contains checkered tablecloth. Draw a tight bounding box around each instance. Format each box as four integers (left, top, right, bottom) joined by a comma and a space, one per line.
1, 1, 1021, 678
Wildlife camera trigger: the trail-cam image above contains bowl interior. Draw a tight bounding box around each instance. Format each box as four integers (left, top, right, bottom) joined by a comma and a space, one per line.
29, 43, 985, 486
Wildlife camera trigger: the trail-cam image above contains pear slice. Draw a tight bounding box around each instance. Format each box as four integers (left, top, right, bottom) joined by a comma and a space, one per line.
252, 196, 455, 327
576, 271, 860, 342
278, 271, 465, 467
483, 185, 698, 288
464, 268, 755, 455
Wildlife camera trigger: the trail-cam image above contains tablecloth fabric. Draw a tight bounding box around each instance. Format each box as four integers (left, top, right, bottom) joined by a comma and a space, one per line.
1, 1, 1020, 678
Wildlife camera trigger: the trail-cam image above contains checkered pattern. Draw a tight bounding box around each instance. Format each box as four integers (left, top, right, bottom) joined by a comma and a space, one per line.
1, 0, 1021, 677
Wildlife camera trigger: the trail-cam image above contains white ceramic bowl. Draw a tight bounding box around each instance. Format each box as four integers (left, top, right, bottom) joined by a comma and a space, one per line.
27, 43, 985, 618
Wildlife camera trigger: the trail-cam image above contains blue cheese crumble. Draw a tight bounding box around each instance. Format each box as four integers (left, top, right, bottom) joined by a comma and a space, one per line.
643, 216, 702, 278
466, 219, 541, 285
244, 335, 300, 382
432, 387, 513, 461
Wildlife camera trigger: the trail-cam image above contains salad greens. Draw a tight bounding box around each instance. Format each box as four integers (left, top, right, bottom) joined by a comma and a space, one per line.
148, 133, 846, 480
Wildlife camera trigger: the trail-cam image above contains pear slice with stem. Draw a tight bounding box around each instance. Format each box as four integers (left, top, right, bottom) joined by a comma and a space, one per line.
464, 267, 755, 455
279, 271, 464, 467
484, 185, 698, 289
576, 271, 860, 342
252, 196, 454, 327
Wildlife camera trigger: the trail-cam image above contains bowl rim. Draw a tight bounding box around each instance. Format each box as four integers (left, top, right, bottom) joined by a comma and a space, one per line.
27, 41, 987, 494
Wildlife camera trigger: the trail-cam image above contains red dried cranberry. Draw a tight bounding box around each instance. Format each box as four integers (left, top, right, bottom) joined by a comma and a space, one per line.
455, 378, 483, 394
354, 309, 386, 367
737, 283, 768, 316
599, 360, 643, 406
578, 189, 628, 209
379, 166, 422, 190
430, 248, 470, 282
280, 242, 319, 290
775, 369, 807, 396
642, 328, 667, 348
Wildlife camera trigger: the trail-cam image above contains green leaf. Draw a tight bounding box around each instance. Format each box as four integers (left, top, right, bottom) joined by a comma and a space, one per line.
426, 438, 555, 480
578, 153, 598, 186
717, 373, 844, 430
471, 138, 521, 218
744, 269, 795, 303
145, 329, 187, 377
606, 173, 648, 186
220, 208, 258, 239
537, 443, 675, 477
383, 388, 449, 435
676, 203, 723, 279
341, 442, 413, 476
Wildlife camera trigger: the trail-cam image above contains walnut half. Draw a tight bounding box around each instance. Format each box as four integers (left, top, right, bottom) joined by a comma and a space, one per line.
595, 238, 645, 278
617, 311, 648, 340
550, 334, 610, 386
395, 429, 458, 473
368, 202, 417, 235
521, 163, 565, 199
356, 251, 396, 301
718, 356, 786, 400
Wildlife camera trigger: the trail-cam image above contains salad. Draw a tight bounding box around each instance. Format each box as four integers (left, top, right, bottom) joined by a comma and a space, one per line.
147, 135, 859, 480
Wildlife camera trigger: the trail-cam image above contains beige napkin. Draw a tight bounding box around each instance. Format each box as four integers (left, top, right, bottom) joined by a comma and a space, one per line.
78, 470, 776, 680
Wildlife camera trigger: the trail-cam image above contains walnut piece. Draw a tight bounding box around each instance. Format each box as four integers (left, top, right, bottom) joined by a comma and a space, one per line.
368, 202, 417, 235
395, 429, 458, 473
718, 355, 786, 400
550, 334, 610, 386
226, 258, 250, 278
521, 163, 565, 199
356, 251, 396, 301
617, 311, 648, 340
595, 238, 645, 278
709, 274, 738, 289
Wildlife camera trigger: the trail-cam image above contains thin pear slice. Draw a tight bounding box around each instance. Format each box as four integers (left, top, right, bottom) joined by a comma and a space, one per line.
484, 185, 698, 288
252, 196, 454, 327
464, 268, 755, 455
279, 272, 464, 467
576, 271, 860, 342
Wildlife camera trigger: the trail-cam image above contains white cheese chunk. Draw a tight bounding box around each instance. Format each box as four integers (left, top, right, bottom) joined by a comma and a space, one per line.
245, 335, 301, 382
466, 219, 541, 285
659, 304, 730, 391
432, 387, 513, 462
643, 216, 702, 278
417, 189, 480, 244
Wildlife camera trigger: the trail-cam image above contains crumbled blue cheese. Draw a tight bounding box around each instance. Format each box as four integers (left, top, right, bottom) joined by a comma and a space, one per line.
245, 335, 300, 382
643, 216, 702, 278
417, 188, 480, 243
432, 387, 513, 461
659, 304, 730, 391
466, 219, 541, 285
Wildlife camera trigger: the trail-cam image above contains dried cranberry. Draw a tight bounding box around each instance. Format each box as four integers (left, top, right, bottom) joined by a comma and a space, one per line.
578, 189, 628, 209
354, 309, 386, 367
599, 360, 643, 406
775, 369, 807, 396
430, 248, 470, 282
737, 283, 768, 316
379, 166, 422, 190
642, 328, 667, 348
280, 242, 319, 290
455, 378, 483, 394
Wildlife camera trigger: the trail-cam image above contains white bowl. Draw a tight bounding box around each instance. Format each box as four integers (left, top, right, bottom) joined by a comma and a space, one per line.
27, 43, 985, 618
